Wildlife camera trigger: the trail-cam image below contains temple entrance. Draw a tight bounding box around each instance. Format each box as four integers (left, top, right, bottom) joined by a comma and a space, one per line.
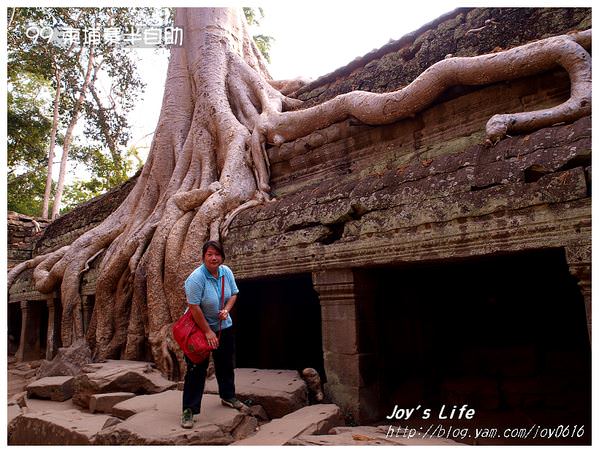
7, 302, 22, 356
234, 273, 325, 380
363, 248, 591, 445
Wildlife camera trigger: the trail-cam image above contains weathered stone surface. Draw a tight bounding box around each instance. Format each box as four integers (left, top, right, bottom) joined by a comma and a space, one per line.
288, 425, 462, 446
225, 117, 591, 281
94, 392, 257, 445
205, 368, 308, 419
247, 404, 269, 423
25, 396, 80, 413
8, 409, 113, 445
35, 173, 138, 255
8, 391, 28, 408
234, 404, 344, 445
8, 404, 23, 425
26, 376, 75, 402
36, 339, 92, 378
89, 392, 136, 414
72, 360, 177, 409
7, 211, 50, 269
111, 389, 181, 419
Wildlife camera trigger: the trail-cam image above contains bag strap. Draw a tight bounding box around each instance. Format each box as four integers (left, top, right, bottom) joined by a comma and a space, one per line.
217, 274, 224, 341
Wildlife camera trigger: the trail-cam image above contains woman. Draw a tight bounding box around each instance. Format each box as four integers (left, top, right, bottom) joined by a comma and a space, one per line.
180, 240, 244, 429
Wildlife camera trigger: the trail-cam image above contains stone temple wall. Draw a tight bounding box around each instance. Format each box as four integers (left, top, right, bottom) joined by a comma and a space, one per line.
220, 7, 591, 423
7, 212, 51, 270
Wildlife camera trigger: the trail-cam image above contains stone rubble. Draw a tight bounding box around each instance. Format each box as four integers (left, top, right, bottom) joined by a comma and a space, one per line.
205, 368, 308, 419
7, 361, 328, 445
8, 359, 467, 446
71, 360, 177, 409
94, 392, 257, 445
36, 339, 92, 379
89, 392, 136, 414
26, 376, 75, 402
233, 403, 344, 445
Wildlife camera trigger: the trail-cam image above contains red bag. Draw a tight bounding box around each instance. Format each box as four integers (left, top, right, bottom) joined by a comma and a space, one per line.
173, 275, 224, 363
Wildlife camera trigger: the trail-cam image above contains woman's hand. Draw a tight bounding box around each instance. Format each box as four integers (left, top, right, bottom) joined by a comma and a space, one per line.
218, 309, 229, 320
206, 330, 219, 349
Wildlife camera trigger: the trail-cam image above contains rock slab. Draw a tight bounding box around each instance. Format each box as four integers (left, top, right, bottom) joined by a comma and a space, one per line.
8, 409, 113, 445
89, 392, 136, 413
234, 404, 344, 445
95, 391, 257, 445
36, 338, 92, 378
205, 368, 308, 419
26, 376, 75, 402
72, 360, 176, 409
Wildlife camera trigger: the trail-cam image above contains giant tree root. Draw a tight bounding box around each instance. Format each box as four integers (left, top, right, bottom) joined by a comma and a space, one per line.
7, 8, 591, 380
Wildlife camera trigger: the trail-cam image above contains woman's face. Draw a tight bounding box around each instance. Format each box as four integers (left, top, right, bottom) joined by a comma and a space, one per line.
204, 246, 223, 274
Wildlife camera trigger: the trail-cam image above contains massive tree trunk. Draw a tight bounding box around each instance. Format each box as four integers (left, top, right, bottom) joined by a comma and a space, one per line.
8, 8, 591, 378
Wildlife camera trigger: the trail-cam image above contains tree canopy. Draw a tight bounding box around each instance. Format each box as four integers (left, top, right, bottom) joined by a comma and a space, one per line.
6, 7, 156, 217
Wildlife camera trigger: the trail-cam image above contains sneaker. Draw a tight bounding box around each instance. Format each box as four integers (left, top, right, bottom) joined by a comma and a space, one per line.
181, 408, 194, 429
221, 397, 245, 410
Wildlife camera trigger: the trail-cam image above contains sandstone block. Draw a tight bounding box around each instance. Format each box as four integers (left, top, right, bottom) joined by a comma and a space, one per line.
89, 392, 136, 413
205, 368, 308, 419
72, 360, 176, 409
8, 391, 28, 408
8, 409, 112, 445
95, 392, 256, 445
234, 404, 344, 445
8, 404, 23, 424
27, 376, 75, 402
36, 338, 92, 378
111, 389, 181, 419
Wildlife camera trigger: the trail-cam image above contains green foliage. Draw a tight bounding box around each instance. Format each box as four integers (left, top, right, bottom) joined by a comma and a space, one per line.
7, 7, 159, 216
243, 7, 274, 63
7, 69, 54, 216
252, 34, 274, 63
7, 72, 52, 170
61, 144, 143, 212
8, 171, 54, 216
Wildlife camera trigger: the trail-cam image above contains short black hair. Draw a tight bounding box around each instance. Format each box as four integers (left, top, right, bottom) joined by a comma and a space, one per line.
202, 240, 225, 261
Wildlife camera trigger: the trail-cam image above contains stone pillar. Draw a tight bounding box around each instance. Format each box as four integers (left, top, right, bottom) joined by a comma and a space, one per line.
313, 268, 379, 424
82, 295, 94, 334
16, 300, 41, 362
565, 244, 591, 342
46, 296, 61, 360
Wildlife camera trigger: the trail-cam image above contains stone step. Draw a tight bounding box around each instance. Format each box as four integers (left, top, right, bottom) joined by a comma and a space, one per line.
26, 376, 75, 402
89, 392, 136, 414
95, 392, 257, 445
205, 368, 308, 419
233, 404, 343, 445
9, 409, 114, 445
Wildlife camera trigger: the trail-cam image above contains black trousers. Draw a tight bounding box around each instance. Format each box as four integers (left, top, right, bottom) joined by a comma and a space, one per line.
182, 326, 236, 414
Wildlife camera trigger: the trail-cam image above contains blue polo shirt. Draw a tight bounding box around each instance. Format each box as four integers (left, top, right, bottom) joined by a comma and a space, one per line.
184, 264, 239, 332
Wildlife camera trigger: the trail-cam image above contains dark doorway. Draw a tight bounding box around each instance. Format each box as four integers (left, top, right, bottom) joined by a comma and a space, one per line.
234, 273, 325, 380
364, 248, 591, 445
36, 301, 49, 359
7, 302, 22, 356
